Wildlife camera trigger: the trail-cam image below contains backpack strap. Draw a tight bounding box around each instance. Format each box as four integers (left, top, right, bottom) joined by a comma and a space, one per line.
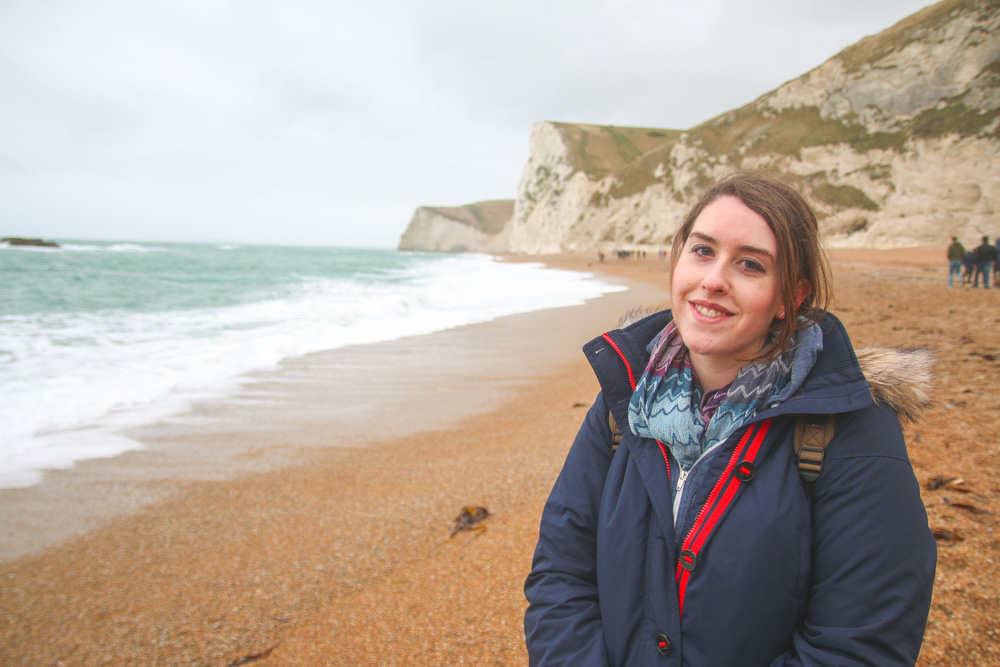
793, 415, 836, 484
608, 411, 623, 453
608, 410, 837, 486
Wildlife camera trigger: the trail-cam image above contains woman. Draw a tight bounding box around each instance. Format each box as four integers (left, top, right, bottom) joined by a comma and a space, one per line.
524, 171, 936, 666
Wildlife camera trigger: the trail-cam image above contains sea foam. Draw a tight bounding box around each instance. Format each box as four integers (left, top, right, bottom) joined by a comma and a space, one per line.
0, 247, 624, 488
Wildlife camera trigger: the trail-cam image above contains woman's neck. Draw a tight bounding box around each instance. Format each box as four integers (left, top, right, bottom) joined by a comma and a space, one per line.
689, 354, 742, 393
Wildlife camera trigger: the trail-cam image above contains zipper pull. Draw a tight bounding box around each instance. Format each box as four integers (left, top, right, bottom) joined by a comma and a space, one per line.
672, 468, 689, 524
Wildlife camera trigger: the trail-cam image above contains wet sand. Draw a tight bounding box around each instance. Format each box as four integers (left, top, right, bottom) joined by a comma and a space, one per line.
1, 247, 997, 666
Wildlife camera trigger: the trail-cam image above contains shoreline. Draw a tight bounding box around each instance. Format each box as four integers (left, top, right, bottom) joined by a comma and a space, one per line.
2, 246, 998, 666
0, 265, 665, 563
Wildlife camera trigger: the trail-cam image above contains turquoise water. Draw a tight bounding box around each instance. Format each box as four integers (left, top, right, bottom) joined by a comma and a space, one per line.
0, 240, 624, 488
1, 242, 425, 316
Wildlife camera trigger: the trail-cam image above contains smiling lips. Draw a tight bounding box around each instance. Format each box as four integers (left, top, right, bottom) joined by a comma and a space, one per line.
692, 302, 731, 318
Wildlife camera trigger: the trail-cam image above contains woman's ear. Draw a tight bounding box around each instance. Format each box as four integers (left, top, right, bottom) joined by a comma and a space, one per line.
794, 279, 811, 309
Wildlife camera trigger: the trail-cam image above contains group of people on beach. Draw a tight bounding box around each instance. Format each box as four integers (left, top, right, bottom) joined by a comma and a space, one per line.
603, 249, 652, 261
948, 235, 1000, 288
525, 170, 935, 665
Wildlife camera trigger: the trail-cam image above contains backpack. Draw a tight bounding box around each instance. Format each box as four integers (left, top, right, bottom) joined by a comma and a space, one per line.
607, 411, 836, 484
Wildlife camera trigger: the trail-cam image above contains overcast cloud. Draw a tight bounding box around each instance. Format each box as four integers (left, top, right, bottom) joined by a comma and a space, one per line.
1, 0, 934, 248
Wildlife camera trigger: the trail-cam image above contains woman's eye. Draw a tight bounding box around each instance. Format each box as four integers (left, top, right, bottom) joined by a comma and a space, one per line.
741, 259, 764, 273
691, 244, 712, 257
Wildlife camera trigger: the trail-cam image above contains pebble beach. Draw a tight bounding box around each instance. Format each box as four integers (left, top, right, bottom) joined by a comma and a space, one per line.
1, 247, 998, 666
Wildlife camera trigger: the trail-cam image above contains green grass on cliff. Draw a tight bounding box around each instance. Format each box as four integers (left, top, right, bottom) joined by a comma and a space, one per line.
910, 99, 998, 139
551, 122, 682, 179
570, 86, 996, 206
544, 0, 999, 217
608, 144, 682, 200
687, 105, 908, 158
834, 0, 999, 74
810, 182, 880, 211
424, 200, 514, 235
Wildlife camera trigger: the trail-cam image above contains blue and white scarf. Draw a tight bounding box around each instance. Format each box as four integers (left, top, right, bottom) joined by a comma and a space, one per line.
627, 320, 823, 470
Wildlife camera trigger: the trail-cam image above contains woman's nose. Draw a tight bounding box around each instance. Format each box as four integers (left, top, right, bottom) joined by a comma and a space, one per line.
701, 263, 730, 293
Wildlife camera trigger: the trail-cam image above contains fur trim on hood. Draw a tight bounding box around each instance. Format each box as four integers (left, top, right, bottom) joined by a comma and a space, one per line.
613, 308, 934, 423
856, 346, 933, 423
616, 306, 662, 330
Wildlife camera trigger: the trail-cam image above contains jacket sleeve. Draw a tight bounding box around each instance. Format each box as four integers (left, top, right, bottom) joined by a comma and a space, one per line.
771, 405, 937, 667
524, 393, 615, 667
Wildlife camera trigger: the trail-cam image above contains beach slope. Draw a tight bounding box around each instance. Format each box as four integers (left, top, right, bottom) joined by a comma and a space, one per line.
1, 249, 998, 666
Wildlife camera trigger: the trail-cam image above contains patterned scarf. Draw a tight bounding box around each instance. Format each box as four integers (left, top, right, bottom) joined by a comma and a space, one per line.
627, 319, 822, 470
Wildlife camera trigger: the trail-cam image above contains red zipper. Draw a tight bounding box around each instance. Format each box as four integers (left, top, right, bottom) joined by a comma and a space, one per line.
674, 419, 772, 616
602, 333, 637, 391
657, 441, 671, 483
602, 330, 774, 615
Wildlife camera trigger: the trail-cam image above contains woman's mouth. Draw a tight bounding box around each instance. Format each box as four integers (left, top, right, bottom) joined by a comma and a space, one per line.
692, 302, 730, 318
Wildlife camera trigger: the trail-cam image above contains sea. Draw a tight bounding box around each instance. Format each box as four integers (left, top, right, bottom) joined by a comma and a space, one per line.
0, 241, 624, 489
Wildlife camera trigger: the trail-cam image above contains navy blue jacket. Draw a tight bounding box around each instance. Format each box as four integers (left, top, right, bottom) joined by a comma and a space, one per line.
525, 310, 936, 666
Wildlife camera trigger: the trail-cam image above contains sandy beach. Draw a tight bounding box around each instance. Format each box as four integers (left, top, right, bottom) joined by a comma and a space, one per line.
1, 247, 998, 666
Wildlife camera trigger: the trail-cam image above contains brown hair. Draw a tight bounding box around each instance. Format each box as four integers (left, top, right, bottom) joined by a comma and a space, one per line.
669, 170, 831, 363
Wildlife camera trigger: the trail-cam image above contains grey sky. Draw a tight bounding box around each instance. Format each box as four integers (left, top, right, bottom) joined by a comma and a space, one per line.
1, 0, 934, 248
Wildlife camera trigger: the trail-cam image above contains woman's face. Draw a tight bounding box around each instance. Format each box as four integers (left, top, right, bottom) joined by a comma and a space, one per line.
670, 196, 785, 388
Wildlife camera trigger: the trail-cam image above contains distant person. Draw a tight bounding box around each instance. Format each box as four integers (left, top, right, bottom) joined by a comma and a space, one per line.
973, 236, 995, 288
525, 170, 935, 666
963, 249, 976, 286
994, 237, 1000, 283
947, 237, 965, 287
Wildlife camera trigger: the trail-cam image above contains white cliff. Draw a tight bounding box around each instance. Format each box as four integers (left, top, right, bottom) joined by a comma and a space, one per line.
401, 0, 1000, 254
505, 0, 1000, 253
398, 200, 513, 253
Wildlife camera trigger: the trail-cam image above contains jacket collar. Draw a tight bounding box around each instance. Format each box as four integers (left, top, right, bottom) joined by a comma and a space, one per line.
585, 309, 932, 426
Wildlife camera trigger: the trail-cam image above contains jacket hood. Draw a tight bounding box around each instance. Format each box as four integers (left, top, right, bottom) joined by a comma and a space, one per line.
855, 346, 933, 423
602, 307, 933, 423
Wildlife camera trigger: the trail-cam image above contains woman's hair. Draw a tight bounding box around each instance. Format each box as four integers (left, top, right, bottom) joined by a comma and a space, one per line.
669, 170, 831, 363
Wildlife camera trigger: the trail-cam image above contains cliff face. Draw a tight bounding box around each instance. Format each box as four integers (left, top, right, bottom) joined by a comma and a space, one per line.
397, 200, 514, 253
506, 123, 684, 253
400, 0, 1000, 254
506, 0, 1000, 252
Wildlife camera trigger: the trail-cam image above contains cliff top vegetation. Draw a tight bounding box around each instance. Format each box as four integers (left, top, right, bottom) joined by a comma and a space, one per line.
423, 200, 514, 235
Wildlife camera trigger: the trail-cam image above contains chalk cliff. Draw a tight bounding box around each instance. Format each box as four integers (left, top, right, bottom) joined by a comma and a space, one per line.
400, 0, 1000, 253
397, 200, 513, 253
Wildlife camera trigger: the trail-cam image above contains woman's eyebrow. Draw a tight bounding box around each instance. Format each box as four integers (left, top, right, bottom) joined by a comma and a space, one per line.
690, 231, 775, 261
